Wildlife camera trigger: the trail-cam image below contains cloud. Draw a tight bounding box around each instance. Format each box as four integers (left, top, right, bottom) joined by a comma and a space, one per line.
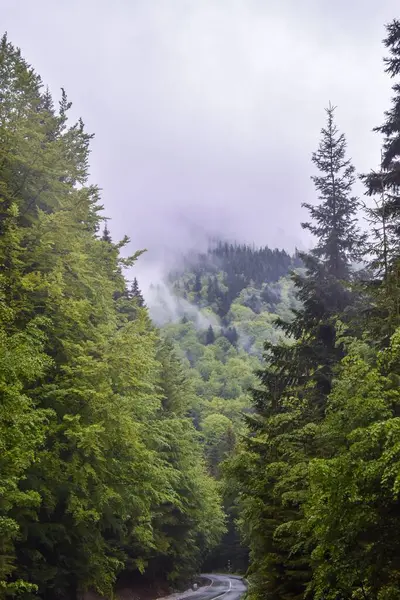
2, 0, 398, 264
147, 280, 219, 329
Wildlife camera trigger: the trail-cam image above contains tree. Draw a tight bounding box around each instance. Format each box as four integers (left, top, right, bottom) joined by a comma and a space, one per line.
283, 104, 364, 406
361, 21, 400, 346
193, 272, 202, 304
304, 103, 364, 280
101, 223, 112, 242
205, 325, 215, 345
232, 105, 364, 600
363, 20, 400, 253
202, 414, 236, 478
131, 276, 145, 307
223, 326, 238, 347
305, 331, 400, 600
0, 35, 225, 600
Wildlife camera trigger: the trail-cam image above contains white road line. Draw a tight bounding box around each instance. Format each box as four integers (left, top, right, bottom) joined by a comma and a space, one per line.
208, 578, 232, 600
204, 578, 214, 590
176, 575, 215, 600
177, 576, 233, 600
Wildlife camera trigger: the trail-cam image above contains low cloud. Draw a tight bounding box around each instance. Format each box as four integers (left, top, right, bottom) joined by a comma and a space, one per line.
146, 280, 219, 329
2, 0, 398, 257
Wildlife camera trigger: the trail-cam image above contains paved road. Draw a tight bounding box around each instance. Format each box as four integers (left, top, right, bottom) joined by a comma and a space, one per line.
179, 574, 246, 600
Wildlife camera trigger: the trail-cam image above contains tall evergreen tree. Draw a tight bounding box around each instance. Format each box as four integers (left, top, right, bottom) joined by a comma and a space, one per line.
0, 35, 225, 599
363, 20, 400, 250
205, 325, 215, 345
232, 105, 364, 600
131, 276, 145, 307
304, 103, 364, 280
361, 21, 400, 345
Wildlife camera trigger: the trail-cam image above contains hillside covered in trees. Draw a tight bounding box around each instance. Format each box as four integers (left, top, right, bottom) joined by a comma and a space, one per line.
149, 243, 302, 571
151, 242, 301, 459
4, 14, 400, 600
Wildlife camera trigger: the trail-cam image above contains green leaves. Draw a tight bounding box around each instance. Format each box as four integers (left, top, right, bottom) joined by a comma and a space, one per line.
229, 104, 366, 600
0, 35, 224, 599
304, 333, 400, 599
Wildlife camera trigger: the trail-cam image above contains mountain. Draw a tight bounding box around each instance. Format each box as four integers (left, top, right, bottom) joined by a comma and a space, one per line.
147, 241, 302, 572
150, 240, 303, 430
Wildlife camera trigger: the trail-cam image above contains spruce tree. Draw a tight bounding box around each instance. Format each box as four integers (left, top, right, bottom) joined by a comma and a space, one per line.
193, 272, 202, 303
304, 103, 364, 280
131, 276, 145, 307
363, 20, 400, 250
233, 105, 364, 600
205, 325, 215, 345
0, 35, 225, 599
101, 223, 112, 242
361, 20, 400, 344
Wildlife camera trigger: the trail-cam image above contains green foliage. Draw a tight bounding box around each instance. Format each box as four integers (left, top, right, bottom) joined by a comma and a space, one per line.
230, 103, 366, 600
0, 36, 224, 599
202, 414, 236, 477
8, 16, 400, 600
158, 243, 300, 574
305, 332, 400, 599
226, 21, 400, 600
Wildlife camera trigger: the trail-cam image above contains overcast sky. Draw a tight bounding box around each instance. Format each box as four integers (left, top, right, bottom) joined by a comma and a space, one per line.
2, 0, 399, 266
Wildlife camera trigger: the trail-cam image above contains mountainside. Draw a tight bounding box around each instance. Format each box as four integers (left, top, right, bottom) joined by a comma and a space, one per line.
146, 242, 302, 571
150, 241, 302, 433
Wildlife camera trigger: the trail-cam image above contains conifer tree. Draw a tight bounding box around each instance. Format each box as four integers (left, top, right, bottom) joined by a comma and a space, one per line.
205, 325, 215, 345
193, 272, 202, 303
206, 277, 218, 304
0, 35, 225, 599
361, 20, 400, 344
131, 276, 145, 307
363, 20, 400, 250
232, 105, 364, 600
304, 103, 364, 280
101, 223, 112, 242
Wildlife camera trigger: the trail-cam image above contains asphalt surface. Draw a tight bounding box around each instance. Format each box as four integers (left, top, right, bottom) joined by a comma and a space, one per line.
180, 574, 246, 600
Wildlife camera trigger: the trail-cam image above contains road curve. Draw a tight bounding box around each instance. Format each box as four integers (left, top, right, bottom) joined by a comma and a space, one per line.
179, 574, 246, 600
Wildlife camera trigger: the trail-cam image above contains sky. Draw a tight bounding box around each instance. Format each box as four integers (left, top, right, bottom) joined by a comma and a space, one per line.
2, 0, 399, 271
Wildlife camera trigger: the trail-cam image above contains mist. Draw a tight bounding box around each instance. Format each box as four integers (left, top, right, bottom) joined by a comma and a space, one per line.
2, 0, 398, 271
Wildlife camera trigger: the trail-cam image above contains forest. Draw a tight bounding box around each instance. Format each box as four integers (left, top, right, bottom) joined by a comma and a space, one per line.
2, 15, 400, 600
0, 35, 225, 600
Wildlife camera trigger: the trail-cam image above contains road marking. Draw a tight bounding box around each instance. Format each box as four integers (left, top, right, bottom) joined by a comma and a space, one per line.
177, 576, 233, 600
176, 575, 214, 600
208, 578, 232, 600
204, 578, 214, 590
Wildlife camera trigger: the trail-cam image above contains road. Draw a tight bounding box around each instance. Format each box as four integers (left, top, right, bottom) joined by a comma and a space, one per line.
179, 574, 246, 600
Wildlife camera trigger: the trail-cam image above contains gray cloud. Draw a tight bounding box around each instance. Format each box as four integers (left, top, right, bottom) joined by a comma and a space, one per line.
2, 0, 398, 269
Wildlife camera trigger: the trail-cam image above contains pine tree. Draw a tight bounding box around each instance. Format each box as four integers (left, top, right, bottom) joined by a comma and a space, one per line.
304, 103, 364, 280
193, 272, 202, 303
207, 277, 216, 304
361, 21, 400, 345
280, 104, 364, 407
101, 222, 112, 242
363, 20, 400, 252
205, 325, 215, 345
0, 35, 225, 599
233, 106, 364, 600
131, 276, 145, 307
